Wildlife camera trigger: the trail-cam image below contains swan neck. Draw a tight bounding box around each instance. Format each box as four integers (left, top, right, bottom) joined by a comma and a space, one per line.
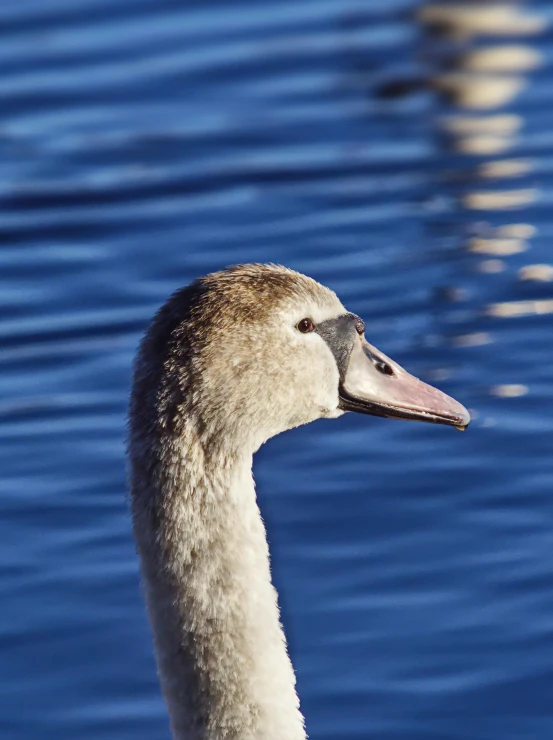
131, 439, 305, 740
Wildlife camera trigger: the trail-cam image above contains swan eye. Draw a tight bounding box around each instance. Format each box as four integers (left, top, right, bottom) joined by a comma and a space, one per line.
355, 319, 365, 335
297, 318, 316, 333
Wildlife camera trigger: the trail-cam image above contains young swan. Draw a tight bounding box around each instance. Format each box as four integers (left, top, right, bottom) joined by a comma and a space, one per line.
128, 264, 469, 740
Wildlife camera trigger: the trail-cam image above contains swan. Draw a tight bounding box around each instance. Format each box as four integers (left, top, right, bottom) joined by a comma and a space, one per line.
128, 263, 470, 740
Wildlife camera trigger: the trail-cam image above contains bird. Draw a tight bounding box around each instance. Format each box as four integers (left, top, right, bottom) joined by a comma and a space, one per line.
128, 263, 470, 740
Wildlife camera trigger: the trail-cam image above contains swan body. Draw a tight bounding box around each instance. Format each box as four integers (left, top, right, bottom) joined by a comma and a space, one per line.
128, 264, 469, 740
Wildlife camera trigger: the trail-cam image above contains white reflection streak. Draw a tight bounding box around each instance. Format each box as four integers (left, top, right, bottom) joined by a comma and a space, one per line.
420, 2, 550, 402
421, 1, 546, 207
486, 299, 553, 318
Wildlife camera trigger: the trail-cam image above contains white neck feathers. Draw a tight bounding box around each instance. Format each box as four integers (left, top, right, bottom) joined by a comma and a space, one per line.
131, 435, 306, 740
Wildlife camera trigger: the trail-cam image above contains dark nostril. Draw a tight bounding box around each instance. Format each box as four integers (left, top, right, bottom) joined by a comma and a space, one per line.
375, 360, 394, 377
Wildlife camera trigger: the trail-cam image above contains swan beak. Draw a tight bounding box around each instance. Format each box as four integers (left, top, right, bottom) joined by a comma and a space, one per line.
339, 336, 470, 430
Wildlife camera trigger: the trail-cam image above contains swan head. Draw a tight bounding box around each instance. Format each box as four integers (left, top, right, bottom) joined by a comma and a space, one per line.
136, 264, 469, 455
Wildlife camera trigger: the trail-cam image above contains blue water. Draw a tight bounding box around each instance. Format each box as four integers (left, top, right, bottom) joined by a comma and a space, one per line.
1, 1, 553, 738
